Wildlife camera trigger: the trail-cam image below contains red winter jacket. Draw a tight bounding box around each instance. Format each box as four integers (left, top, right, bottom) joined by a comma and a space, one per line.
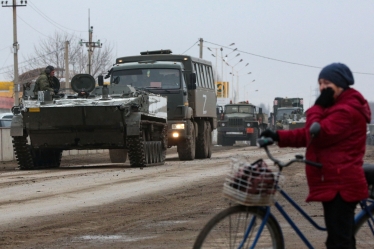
278, 88, 371, 202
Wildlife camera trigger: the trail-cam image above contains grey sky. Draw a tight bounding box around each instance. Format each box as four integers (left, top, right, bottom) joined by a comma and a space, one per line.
1, 0, 373, 110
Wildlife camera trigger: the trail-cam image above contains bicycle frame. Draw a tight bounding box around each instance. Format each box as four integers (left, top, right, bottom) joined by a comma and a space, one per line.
240, 187, 374, 249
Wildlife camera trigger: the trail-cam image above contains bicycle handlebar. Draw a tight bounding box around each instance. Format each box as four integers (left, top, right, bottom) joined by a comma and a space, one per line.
257, 137, 322, 169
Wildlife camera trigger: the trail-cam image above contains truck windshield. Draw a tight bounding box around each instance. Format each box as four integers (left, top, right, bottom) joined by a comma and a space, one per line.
111, 69, 181, 89
225, 105, 254, 114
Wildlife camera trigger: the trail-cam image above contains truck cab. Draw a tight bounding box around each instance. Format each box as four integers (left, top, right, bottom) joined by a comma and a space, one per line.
217, 101, 268, 146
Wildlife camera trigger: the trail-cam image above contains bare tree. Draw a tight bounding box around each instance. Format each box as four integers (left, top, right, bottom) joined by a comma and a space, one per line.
12, 31, 113, 85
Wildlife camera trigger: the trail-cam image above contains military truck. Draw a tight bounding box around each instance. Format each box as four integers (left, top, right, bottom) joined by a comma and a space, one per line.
217, 101, 268, 146
269, 97, 304, 131
108, 49, 217, 160
10, 74, 168, 169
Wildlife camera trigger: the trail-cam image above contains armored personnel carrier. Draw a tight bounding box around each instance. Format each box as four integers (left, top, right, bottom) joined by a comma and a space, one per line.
269, 97, 304, 131
274, 106, 305, 131
10, 74, 168, 170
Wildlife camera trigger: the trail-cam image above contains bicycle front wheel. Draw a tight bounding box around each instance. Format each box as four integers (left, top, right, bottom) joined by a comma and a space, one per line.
355, 205, 374, 248
193, 205, 284, 249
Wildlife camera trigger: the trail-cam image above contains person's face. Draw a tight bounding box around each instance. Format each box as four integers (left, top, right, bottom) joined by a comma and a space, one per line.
50, 70, 55, 77
318, 79, 344, 99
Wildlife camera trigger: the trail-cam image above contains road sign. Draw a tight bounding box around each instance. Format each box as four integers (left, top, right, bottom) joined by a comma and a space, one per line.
216, 81, 229, 98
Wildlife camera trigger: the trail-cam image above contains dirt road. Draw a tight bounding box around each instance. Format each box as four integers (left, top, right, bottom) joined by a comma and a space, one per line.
1, 145, 374, 249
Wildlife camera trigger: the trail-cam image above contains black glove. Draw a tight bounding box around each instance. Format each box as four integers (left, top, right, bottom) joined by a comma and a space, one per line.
315, 87, 334, 108
260, 129, 279, 142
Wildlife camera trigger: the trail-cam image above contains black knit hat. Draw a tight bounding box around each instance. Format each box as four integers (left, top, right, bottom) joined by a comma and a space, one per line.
318, 63, 354, 90
45, 65, 55, 73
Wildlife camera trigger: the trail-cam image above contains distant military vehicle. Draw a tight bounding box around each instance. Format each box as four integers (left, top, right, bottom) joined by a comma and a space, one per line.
10, 74, 168, 169
217, 101, 268, 146
216, 105, 223, 119
269, 97, 304, 131
274, 107, 305, 130
110, 49, 217, 160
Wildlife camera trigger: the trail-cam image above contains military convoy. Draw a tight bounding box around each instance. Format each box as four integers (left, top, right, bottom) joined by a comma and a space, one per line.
111, 50, 217, 160
269, 97, 305, 131
217, 101, 268, 146
11, 74, 168, 169
10, 49, 217, 169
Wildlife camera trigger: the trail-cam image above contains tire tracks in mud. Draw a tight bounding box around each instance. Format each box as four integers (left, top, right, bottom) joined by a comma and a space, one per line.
0, 146, 302, 228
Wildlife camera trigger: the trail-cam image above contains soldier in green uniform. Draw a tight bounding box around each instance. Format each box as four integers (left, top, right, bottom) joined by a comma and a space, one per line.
33, 65, 60, 95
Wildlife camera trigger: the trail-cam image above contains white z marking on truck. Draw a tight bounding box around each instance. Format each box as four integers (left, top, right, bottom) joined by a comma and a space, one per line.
203, 94, 207, 114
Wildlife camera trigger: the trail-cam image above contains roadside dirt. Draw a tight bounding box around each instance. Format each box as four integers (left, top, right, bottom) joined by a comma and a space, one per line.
0, 145, 373, 249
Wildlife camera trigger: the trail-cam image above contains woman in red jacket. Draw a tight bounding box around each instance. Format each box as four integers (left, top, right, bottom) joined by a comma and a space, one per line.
261, 63, 371, 249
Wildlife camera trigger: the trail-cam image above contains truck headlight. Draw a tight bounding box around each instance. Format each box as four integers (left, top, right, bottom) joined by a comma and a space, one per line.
221, 123, 225, 127
247, 123, 251, 127
172, 124, 185, 129
172, 132, 179, 138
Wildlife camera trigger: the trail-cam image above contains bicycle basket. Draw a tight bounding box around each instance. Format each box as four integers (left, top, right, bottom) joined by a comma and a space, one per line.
223, 157, 282, 206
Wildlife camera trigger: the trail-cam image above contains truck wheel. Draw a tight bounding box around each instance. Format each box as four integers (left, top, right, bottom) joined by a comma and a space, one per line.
196, 121, 209, 159
206, 122, 212, 158
178, 121, 196, 160
109, 149, 128, 163
250, 128, 259, 146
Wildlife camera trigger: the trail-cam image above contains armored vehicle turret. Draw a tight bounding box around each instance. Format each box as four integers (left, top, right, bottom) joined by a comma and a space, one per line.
10, 74, 168, 169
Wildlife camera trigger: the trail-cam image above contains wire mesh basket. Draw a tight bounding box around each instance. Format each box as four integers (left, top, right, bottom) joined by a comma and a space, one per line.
223, 157, 283, 206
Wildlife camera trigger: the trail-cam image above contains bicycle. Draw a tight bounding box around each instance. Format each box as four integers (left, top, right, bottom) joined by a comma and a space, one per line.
193, 126, 374, 248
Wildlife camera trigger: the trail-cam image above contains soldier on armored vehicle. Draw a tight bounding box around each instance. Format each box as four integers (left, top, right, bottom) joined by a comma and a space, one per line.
33, 65, 60, 95
11, 73, 168, 170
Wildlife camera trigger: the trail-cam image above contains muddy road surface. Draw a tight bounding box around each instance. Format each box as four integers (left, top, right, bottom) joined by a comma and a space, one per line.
1, 145, 374, 249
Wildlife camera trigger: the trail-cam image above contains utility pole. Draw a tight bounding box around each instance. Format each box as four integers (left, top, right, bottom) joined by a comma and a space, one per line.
79, 10, 102, 75
1, 0, 27, 106
64, 41, 69, 91
199, 38, 203, 59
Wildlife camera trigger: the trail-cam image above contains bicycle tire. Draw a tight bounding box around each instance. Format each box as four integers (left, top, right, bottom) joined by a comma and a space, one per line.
193, 205, 284, 249
354, 206, 374, 248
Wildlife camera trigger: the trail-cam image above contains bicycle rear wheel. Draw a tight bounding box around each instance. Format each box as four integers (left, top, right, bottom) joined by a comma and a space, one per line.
355, 205, 374, 248
193, 205, 284, 249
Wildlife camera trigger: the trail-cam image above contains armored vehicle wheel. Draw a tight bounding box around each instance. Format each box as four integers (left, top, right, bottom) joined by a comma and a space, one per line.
109, 149, 128, 163
127, 123, 166, 167
143, 141, 164, 164
178, 121, 196, 160
128, 135, 147, 167
250, 128, 259, 146
196, 121, 210, 159
31, 148, 63, 169
12, 135, 35, 170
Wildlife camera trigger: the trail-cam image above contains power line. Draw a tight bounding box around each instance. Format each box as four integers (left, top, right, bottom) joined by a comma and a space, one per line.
204, 40, 374, 76
181, 41, 198, 55
0, 47, 64, 75
17, 14, 50, 38
28, 2, 86, 33
0, 45, 10, 51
